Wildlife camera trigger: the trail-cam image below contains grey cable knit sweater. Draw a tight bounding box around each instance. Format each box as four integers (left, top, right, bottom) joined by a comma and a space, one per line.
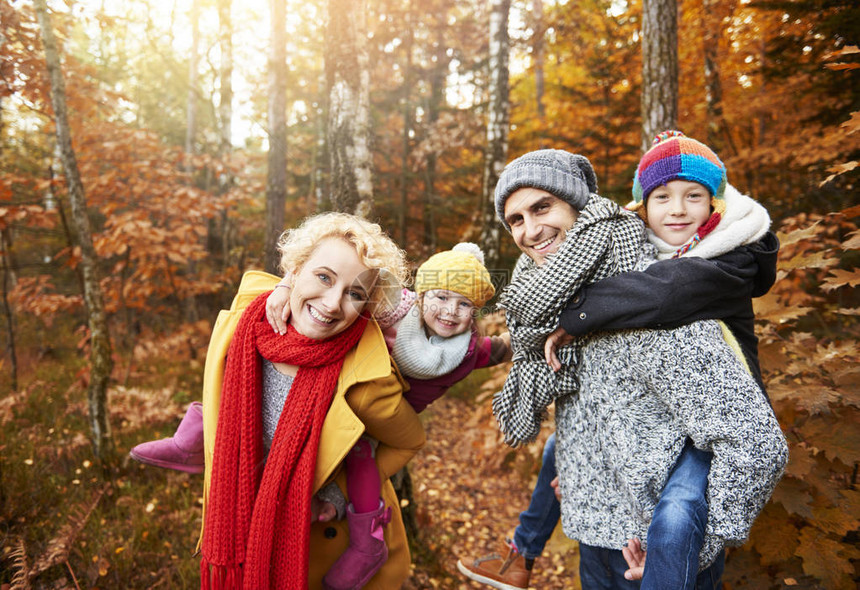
555, 320, 788, 568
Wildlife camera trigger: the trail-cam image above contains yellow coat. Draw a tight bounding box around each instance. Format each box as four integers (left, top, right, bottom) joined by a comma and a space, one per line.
198, 271, 425, 588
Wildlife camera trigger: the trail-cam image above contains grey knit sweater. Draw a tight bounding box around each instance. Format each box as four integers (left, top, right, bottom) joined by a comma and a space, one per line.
555, 320, 788, 568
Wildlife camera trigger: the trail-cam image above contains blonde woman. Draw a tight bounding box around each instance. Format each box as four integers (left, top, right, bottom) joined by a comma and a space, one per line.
197, 212, 425, 589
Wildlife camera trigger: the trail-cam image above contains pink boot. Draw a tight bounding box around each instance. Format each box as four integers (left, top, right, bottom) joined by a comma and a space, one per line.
322, 501, 391, 590
129, 402, 204, 474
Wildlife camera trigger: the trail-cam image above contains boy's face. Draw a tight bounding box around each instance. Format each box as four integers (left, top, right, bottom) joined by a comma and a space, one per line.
421, 289, 475, 338
645, 180, 712, 247
504, 188, 579, 266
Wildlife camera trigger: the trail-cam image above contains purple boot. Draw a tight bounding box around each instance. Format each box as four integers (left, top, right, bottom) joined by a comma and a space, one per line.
129, 402, 204, 474
322, 501, 391, 590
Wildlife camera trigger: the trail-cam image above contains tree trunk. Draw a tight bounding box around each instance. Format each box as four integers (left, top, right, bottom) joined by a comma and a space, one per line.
35, 0, 114, 461
1, 227, 17, 393
218, 0, 233, 157
640, 0, 678, 151
265, 0, 288, 274
702, 0, 738, 156
312, 78, 328, 213
182, 0, 203, 327
185, 0, 200, 163
213, 0, 234, 270
399, 3, 414, 247
0, 100, 16, 393
326, 0, 373, 217
391, 467, 418, 544
532, 0, 546, 125
478, 0, 511, 270
422, 4, 448, 255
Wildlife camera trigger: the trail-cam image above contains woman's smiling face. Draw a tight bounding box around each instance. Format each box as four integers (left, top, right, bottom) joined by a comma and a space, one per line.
288, 237, 376, 340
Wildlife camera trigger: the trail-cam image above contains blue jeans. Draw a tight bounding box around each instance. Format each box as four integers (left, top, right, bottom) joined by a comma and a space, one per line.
579, 543, 725, 590
641, 439, 717, 590
512, 433, 561, 559
579, 544, 642, 589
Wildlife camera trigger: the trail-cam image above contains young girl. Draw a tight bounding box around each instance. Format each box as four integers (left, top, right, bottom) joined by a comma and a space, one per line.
266, 242, 511, 589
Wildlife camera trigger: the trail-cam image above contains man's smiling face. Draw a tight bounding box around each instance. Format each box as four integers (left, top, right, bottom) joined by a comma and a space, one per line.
504, 187, 580, 266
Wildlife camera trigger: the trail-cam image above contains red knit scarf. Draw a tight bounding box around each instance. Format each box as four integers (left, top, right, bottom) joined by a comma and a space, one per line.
201, 292, 368, 589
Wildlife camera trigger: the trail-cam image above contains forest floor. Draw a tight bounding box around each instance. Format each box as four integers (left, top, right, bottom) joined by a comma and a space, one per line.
404, 393, 581, 589
1, 334, 582, 590
1, 314, 787, 589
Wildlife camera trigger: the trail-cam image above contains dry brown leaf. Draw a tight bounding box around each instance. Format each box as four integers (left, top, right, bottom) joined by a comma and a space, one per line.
820, 268, 860, 291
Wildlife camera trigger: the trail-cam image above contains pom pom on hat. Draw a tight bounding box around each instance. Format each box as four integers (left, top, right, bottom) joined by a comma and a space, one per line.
494, 149, 598, 231
415, 242, 495, 307
452, 242, 485, 265
629, 130, 727, 218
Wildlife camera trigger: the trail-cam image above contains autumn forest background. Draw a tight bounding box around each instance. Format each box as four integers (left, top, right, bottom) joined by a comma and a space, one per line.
1, 0, 859, 588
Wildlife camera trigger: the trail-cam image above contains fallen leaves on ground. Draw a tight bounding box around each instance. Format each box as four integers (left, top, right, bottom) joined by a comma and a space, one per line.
405, 394, 580, 589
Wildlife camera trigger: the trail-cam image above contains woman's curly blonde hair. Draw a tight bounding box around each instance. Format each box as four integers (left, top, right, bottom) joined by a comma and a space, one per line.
276, 212, 410, 316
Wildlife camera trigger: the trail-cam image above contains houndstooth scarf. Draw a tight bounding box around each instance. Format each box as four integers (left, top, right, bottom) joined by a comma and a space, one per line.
493, 195, 646, 446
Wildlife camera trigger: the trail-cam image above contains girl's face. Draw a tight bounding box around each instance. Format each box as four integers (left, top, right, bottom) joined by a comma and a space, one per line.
421, 289, 475, 339
645, 180, 712, 246
288, 238, 376, 340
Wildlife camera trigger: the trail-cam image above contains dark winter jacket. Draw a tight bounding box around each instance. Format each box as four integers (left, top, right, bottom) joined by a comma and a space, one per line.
559, 231, 779, 392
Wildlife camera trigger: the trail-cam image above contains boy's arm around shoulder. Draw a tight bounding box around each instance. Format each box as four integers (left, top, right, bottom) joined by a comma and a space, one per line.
558, 231, 779, 337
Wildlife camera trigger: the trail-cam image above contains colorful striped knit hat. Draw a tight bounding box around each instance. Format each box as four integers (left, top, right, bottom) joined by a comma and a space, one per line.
629, 130, 727, 220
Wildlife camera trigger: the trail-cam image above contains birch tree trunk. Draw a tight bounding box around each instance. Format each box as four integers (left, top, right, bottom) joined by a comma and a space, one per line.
35, 0, 114, 461
641, 0, 678, 151
265, 0, 287, 274
326, 0, 373, 217
312, 78, 328, 213
218, 0, 233, 157
478, 0, 511, 271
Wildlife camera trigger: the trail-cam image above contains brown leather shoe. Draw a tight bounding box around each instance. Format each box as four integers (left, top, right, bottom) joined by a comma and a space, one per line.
457, 539, 531, 590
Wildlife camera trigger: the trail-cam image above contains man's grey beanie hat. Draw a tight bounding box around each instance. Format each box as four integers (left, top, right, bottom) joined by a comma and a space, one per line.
494, 149, 598, 231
